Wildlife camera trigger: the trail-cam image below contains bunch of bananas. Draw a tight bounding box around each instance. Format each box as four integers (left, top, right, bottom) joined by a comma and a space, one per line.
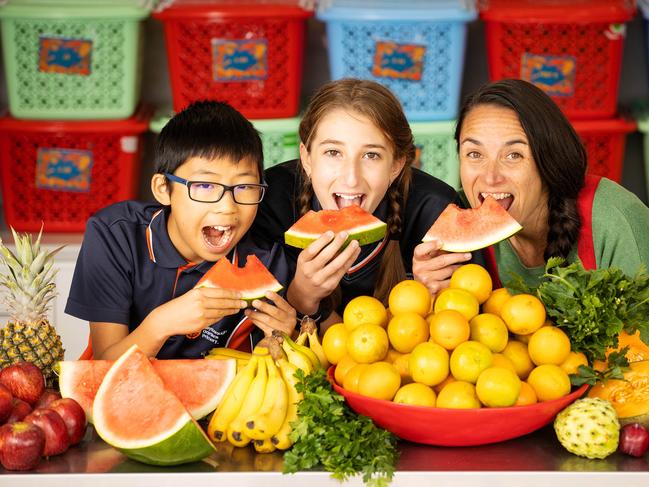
206, 319, 328, 453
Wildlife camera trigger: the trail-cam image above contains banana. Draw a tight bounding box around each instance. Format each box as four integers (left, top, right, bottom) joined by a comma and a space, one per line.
295, 331, 308, 346
253, 437, 276, 454
271, 357, 303, 450
207, 354, 259, 442
245, 355, 288, 440
226, 355, 268, 447
206, 347, 254, 360
205, 354, 249, 372
284, 333, 321, 371
300, 317, 330, 369
281, 338, 314, 374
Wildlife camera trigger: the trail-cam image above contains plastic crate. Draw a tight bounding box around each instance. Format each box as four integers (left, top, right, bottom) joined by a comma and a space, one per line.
0, 106, 152, 232
480, 0, 635, 120
153, 0, 312, 119
410, 120, 459, 188
633, 108, 649, 198
571, 117, 636, 183
0, 0, 150, 120
149, 110, 300, 168
316, 0, 476, 121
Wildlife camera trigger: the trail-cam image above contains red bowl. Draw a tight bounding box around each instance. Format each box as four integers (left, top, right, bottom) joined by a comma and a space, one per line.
327, 366, 587, 446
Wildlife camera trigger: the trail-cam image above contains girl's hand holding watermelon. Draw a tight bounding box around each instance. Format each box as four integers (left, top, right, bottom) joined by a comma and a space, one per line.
244, 291, 298, 338
412, 240, 471, 296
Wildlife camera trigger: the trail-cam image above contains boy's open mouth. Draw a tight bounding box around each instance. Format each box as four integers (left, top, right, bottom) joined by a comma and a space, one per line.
202, 225, 234, 253
479, 192, 514, 211
333, 192, 365, 209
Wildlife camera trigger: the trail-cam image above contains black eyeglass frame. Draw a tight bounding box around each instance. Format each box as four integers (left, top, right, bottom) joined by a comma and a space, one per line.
164, 173, 268, 205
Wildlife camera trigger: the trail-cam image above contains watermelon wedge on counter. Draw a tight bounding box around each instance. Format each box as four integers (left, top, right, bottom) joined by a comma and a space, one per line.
285, 205, 387, 249
423, 196, 522, 252
194, 254, 282, 303
59, 357, 236, 423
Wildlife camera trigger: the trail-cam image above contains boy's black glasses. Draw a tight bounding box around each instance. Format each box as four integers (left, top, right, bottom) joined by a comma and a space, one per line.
164, 173, 267, 205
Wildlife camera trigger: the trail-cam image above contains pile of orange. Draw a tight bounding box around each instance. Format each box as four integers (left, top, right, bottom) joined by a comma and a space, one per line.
322, 264, 584, 409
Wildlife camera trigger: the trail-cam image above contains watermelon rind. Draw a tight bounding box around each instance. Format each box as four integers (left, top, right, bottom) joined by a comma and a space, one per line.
285, 220, 387, 249
430, 220, 522, 253
92, 346, 216, 466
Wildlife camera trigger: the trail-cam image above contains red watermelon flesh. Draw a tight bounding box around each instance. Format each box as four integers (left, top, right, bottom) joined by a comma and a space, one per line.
195, 254, 282, 302
59, 358, 236, 423
423, 196, 522, 252
284, 205, 387, 249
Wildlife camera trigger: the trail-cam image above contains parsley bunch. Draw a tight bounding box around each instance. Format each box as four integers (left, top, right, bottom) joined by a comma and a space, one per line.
509, 257, 649, 364
282, 368, 399, 487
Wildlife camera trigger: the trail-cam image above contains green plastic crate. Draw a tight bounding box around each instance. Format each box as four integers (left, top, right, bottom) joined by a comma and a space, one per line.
410, 120, 459, 188
0, 0, 150, 120
150, 111, 300, 169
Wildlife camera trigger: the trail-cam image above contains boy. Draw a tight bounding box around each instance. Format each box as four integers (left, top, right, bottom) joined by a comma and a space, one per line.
65, 101, 296, 360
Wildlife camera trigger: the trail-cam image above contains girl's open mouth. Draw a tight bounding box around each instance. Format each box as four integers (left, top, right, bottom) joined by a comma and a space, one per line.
333, 192, 365, 209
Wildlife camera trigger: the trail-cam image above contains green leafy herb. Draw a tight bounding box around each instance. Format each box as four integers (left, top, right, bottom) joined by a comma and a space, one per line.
282, 368, 399, 487
570, 347, 630, 387
507, 257, 649, 364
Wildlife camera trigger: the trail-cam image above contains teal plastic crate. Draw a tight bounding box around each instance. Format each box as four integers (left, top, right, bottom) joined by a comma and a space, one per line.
410, 120, 459, 189
0, 0, 151, 120
150, 111, 300, 169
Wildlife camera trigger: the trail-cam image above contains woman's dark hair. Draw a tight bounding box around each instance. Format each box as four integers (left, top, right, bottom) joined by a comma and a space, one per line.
298, 78, 417, 306
154, 100, 264, 182
454, 79, 587, 261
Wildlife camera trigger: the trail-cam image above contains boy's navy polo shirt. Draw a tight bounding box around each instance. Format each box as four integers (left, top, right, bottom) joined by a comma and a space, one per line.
65, 200, 290, 359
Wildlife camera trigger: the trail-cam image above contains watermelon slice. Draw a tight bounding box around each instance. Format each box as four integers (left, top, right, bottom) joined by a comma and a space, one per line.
423, 196, 522, 252
92, 346, 216, 466
284, 205, 387, 249
195, 254, 282, 303
59, 358, 236, 423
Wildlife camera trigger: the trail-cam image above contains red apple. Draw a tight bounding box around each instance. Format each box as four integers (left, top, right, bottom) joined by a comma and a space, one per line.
35, 389, 62, 409
7, 398, 32, 423
0, 384, 13, 423
49, 398, 87, 445
0, 362, 45, 405
0, 421, 45, 470
24, 408, 69, 456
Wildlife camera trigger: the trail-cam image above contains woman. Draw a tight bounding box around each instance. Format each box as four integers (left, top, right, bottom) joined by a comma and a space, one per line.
251, 79, 469, 328
416, 78, 649, 292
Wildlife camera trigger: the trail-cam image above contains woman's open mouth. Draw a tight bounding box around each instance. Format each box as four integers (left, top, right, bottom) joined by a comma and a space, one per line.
479, 192, 514, 211
333, 192, 365, 209
202, 225, 234, 253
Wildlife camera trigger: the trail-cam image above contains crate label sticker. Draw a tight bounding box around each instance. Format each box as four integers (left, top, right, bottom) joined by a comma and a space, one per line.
35, 148, 93, 192
372, 41, 426, 81
38, 37, 92, 75
412, 144, 423, 169
520, 53, 576, 97
604, 23, 626, 41
120, 136, 138, 154
212, 39, 268, 81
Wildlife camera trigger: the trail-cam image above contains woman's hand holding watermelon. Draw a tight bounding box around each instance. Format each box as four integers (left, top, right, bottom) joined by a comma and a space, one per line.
287, 231, 361, 315
412, 240, 471, 295
244, 291, 297, 338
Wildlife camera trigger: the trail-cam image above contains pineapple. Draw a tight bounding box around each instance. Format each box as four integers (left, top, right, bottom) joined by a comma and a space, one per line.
0, 227, 65, 385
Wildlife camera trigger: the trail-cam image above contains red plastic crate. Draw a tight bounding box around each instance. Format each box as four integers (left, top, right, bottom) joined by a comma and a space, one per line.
0, 106, 151, 233
153, 0, 312, 119
572, 117, 636, 183
480, 0, 636, 120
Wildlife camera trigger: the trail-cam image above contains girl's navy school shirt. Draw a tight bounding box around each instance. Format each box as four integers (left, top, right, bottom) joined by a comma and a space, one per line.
65, 200, 291, 358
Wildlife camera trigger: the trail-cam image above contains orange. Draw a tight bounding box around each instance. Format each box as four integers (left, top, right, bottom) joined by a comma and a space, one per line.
388, 280, 432, 317
527, 364, 571, 402
433, 374, 456, 394
560, 351, 589, 375
357, 361, 401, 401
334, 355, 358, 386
482, 287, 511, 316
491, 353, 517, 372
322, 323, 348, 365
392, 353, 412, 384
346, 324, 389, 364
501, 340, 535, 380
515, 381, 538, 406
387, 312, 430, 353
475, 367, 521, 408
427, 309, 470, 350
393, 382, 436, 407
469, 313, 509, 352
343, 296, 388, 330
436, 381, 481, 409
408, 342, 449, 386
449, 263, 493, 304
527, 326, 571, 366
449, 340, 493, 383
433, 288, 480, 321
514, 320, 551, 344
342, 363, 370, 393
500, 294, 546, 335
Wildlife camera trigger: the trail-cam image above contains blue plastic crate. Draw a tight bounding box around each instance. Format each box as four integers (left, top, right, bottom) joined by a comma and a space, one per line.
317, 0, 476, 121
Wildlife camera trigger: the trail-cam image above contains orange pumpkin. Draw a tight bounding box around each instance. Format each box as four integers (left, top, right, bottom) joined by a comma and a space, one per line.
608, 331, 649, 363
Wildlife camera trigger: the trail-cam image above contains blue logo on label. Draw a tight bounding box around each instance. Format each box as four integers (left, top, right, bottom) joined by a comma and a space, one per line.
372, 41, 426, 81
46, 158, 82, 181
212, 39, 268, 81
223, 49, 257, 72
47, 46, 83, 69
521, 53, 576, 97
38, 37, 92, 75
381, 51, 415, 73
